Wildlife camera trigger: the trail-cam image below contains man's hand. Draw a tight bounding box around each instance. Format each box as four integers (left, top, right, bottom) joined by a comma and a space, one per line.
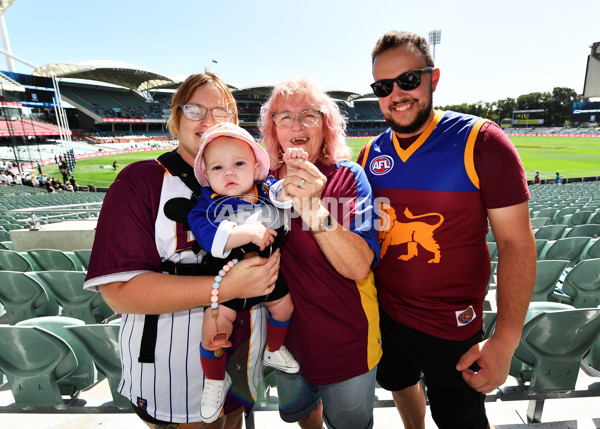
455, 337, 515, 394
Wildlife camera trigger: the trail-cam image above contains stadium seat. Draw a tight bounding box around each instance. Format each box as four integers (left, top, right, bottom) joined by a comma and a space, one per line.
530, 217, 551, 229
25, 248, 81, 271
564, 224, 600, 238
534, 225, 567, 240
553, 258, 600, 308
534, 239, 549, 258
482, 311, 497, 339
533, 208, 558, 221
65, 324, 129, 407
0, 240, 13, 250
565, 210, 594, 227
0, 249, 33, 271
0, 325, 76, 406
510, 304, 600, 393
0, 271, 59, 324
254, 366, 278, 408
586, 239, 600, 259
589, 212, 600, 225
586, 332, 600, 373
487, 241, 498, 261
0, 230, 10, 241
540, 237, 591, 267
485, 229, 495, 242
73, 249, 92, 271
32, 271, 114, 323
554, 207, 578, 225
531, 260, 569, 302
15, 317, 96, 402
0, 316, 96, 406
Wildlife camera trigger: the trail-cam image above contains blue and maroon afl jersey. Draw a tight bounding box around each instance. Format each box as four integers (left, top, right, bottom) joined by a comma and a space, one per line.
359, 111, 493, 340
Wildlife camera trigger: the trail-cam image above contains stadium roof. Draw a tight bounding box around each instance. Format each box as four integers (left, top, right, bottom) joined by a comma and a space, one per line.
0, 71, 24, 92
0, 0, 15, 16
32, 60, 176, 92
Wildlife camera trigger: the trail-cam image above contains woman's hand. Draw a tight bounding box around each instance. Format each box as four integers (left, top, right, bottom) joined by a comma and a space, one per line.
282, 151, 327, 228
220, 249, 280, 300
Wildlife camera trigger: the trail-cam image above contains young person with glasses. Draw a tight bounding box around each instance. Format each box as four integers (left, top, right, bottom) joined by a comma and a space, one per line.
84, 72, 280, 429
259, 78, 382, 429
357, 31, 536, 429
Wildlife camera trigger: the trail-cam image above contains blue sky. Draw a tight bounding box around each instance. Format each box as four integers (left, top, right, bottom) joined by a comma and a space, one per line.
2, 0, 599, 106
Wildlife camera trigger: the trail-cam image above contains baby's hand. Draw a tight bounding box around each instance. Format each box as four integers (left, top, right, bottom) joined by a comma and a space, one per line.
233, 222, 277, 251
283, 147, 309, 167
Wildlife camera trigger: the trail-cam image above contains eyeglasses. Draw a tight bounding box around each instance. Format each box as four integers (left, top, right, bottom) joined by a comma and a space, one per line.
370, 67, 434, 97
179, 104, 235, 122
272, 110, 322, 129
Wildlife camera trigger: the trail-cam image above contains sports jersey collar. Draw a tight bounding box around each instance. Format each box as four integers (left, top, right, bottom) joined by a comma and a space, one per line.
392, 110, 444, 162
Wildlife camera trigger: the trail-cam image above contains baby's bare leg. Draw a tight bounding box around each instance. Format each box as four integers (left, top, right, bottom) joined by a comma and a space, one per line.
202, 306, 237, 349
264, 293, 294, 322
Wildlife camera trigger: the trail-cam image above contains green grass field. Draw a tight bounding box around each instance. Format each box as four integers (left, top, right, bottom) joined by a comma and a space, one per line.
41, 136, 600, 187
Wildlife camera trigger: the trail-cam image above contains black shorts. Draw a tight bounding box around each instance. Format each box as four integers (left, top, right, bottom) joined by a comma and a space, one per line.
377, 309, 489, 429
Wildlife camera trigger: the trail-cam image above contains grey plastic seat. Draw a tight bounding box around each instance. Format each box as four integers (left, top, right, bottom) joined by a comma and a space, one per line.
534, 239, 549, 258
32, 271, 114, 323
0, 249, 33, 271
530, 217, 551, 229
564, 224, 600, 238
586, 239, 600, 259
65, 324, 130, 406
482, 311, 497, 339
565, 210, 593, 227
25, 249, 81, 271
0, 316, 96, 406
534, 225, 567, 241
541, 237, 591, 267
533, 207, 558, 221
487, 241, 498, 261
554, 207, 578, 225
510, 305, 600, 393
556, 258, 600, 308
531, 260, 569, 302
0, 271, 59, 324
73, 249, 92, 271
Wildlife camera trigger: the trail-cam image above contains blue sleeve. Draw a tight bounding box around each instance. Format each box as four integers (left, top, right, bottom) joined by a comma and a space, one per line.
338, 161, 381, 267
188, 187, 219, 253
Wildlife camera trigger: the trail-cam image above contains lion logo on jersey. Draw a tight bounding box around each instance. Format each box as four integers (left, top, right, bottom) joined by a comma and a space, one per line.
378, 204, 444, 263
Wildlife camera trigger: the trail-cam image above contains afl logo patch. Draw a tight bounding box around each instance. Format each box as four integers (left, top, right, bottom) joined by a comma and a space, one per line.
369, 155, 394, 175
455, 305, 476, 327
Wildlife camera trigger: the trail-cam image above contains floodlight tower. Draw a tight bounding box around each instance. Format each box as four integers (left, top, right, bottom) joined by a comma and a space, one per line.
0, 0, 15, 72
428, 30, 441, 63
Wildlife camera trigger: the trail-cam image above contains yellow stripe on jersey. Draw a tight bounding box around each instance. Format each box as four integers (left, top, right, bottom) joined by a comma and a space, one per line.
464, 118, 489, 190
392, 110, 445, 162
360, 137, 375, 170
356, 270, 382, 370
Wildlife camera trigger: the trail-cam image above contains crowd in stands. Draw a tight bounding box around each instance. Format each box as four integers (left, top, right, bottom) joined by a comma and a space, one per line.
90, 102, 166, 120
504, 126, 600, 135
1, 160, 78, 193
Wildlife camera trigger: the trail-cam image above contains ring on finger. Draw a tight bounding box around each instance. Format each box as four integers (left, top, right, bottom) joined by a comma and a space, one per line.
298, 179, 306, 188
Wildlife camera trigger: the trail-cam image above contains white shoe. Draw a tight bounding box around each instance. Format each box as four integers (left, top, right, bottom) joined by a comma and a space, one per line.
200, 373, 231, 423
263, 345, 300, 373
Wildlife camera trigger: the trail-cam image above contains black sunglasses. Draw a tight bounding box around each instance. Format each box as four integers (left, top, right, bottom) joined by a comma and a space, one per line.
370, 67, 434, 97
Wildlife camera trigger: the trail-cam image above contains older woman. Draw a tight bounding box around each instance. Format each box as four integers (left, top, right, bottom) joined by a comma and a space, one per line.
84, 72, 280, 429
259, 79, 382, 429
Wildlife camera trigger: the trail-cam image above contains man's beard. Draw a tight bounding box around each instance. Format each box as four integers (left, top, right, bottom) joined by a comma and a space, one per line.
384, 93, 434, 135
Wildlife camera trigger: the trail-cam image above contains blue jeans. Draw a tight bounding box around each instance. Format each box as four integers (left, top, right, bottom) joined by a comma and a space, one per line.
276, 367, 376, 429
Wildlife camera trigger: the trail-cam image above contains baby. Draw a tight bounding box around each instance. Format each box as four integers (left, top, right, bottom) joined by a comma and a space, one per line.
188, 122, 300, 423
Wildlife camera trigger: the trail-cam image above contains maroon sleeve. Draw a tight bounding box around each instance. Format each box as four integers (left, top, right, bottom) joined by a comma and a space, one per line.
474, 121, 531, 209
86, 161, 164, 281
